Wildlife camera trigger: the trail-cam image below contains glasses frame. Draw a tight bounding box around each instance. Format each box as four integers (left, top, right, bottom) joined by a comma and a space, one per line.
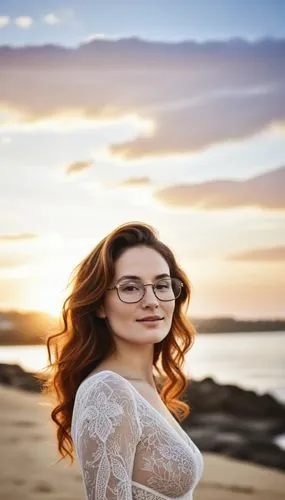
107, 277, 184, 304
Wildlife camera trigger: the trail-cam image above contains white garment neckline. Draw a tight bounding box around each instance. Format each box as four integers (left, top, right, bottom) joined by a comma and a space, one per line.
84, 369, 191, 448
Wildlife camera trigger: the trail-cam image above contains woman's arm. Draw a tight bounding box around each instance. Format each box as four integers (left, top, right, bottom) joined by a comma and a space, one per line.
72, 373, 142, 500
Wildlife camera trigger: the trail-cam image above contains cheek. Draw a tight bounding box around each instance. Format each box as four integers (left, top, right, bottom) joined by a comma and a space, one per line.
105, 296, 135, 321
164, 302, 175, 319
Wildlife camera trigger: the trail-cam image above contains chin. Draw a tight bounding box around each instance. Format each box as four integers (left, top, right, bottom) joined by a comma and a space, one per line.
136, 327, 168, 342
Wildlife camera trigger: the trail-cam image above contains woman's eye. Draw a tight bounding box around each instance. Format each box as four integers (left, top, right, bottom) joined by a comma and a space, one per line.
156, 282, 170, 289
121, 283, 140, 291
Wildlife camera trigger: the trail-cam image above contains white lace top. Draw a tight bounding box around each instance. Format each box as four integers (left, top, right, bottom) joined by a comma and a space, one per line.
71, 370, 204, 499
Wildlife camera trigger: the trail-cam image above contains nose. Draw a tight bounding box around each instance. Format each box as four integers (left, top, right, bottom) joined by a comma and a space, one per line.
141, 284, 159, 308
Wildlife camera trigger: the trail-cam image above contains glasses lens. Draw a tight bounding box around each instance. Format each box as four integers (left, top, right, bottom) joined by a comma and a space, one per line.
154, 278, 182, 301
118, 281, 144, 303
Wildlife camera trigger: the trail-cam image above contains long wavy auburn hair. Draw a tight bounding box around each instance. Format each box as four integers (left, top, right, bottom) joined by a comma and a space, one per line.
40, 221, 196, 464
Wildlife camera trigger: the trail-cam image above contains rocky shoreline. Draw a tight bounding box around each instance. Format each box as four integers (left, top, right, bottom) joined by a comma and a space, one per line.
1, 362, 284, 472
182, 377, 285, 472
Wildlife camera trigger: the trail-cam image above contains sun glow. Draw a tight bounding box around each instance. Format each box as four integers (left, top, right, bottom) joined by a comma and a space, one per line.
27, 287, 66, 317
24, 272, 70, 318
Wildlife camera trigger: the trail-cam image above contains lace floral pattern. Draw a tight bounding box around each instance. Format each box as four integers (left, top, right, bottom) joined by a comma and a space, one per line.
71, 371, 204, 500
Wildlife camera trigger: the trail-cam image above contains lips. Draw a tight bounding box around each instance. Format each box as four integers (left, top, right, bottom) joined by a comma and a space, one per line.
137, 316, 164, 322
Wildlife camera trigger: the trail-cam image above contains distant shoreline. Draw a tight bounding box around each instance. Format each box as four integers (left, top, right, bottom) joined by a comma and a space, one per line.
0, 329, 284, 346
0, 310, 284, 346
193, 318, 285, 333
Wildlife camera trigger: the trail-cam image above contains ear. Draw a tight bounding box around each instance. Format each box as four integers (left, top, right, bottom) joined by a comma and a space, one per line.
96, 303, 106, 319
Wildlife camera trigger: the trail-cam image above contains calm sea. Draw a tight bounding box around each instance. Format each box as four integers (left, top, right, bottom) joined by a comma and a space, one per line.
0, 331, 284, 402
1, 331, 285, 448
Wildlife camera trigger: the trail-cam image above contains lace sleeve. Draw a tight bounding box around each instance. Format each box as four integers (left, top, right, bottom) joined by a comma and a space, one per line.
71, 373, 142, 500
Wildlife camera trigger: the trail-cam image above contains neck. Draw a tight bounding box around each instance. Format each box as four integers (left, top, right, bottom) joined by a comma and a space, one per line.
99, 334, 159, 388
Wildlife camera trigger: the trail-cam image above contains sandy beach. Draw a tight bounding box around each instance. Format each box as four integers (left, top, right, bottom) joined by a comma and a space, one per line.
0, 385, 284, 500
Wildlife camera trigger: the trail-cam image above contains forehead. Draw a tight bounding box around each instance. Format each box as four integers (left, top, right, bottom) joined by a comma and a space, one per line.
114, 246, 169, 279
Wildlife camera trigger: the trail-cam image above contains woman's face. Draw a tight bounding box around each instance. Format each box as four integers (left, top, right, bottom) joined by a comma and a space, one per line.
99, 246, 176, 346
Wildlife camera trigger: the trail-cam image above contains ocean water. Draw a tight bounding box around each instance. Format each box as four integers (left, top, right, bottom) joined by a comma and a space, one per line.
0, 331, 284, 402
185, 331, 285, 404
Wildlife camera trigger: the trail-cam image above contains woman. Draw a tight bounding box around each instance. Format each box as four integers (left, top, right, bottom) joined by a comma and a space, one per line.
43, 221, 204, 499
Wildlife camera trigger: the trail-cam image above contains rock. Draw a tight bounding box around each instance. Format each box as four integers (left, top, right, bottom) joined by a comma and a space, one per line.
187, 412, 285, 437
186, 377, 285, 419
181, 376, 285, 472
0, 363, 41, 392
249, 444, 285, 470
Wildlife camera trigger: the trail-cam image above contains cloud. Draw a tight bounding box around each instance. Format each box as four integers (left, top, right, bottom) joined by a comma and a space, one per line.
228, 246, 285, 261
154, 166, 285, 210
14, 16, 34, 29
110, 85, 285, 158
0, 16, 10, 28
65, 160, 93, 175
43, 13, 60, 26
0, 38, 285, 158
83, 34, 106, 43
0, 233, 37, 242
117, 176, 151, 187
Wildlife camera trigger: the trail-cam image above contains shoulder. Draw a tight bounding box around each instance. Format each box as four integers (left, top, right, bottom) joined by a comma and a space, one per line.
74, 370, 139, 410
72, 370, 142, 439
79, 369, 134, 393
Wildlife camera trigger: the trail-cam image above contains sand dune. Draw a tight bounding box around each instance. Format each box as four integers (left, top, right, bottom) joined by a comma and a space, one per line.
0, 385, 284, 500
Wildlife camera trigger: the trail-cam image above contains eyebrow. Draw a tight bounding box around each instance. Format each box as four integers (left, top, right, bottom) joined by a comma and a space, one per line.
117, 273, 170, 283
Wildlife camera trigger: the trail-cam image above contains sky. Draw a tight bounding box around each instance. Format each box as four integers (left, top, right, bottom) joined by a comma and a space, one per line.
0, 0, 284, 319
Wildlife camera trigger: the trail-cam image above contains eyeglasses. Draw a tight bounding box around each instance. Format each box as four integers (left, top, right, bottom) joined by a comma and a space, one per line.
107, 277, 183, 304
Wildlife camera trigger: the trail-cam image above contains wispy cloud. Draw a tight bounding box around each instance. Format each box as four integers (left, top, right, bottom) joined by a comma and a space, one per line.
0, 233, 37, 242
43, 13, 60, 26
0, 39, 284, 158
110, 85, 285, 159
83, 33, 106, 43
228, 246, 285, 261
65, 160, 93, 175
154, 166, 285, 211
0, 16, 10, 28
117, 177, 151, 187
14, 16, 34, 29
